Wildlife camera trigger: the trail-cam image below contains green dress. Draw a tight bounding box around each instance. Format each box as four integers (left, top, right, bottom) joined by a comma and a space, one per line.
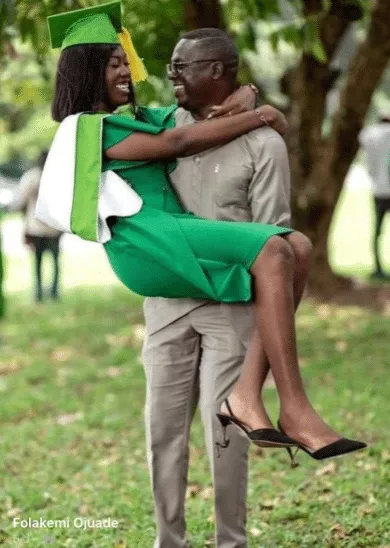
103, 107, 292, 302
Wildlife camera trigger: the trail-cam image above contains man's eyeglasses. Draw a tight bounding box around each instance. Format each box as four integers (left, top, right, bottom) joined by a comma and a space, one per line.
166, 59, 220, 76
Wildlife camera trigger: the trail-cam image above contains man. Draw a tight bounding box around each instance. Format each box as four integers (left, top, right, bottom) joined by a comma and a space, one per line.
142, 29, 296, 548
359, 116, 390, 280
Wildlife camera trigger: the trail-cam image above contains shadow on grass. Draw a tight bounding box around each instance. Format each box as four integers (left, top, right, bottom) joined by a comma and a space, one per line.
0, 286, 389, 547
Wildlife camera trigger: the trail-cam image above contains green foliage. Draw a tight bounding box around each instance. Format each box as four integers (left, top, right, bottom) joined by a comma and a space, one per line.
304, 16, 327, 62
0, 0, 372, 67
0, 0, 182, 164
122, 0, 183, 78
269, 20, 304, 54
7, 1, 86, 54
268, 12, 328, 64
0, 106, 57, 163
0, 0, 14, 29
224, 0, 280, 23
1, 0, 183, 76
0, 0, 12, 26
0, 0, 382, 166
0, 43, 57, 162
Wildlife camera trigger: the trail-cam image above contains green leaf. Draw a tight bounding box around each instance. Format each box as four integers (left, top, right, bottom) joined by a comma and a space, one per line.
254, 0, 280, 18
304, 19, 328, 63
269, 30, 279, 52
267, 19, 305, 51
311, 34, 327, 63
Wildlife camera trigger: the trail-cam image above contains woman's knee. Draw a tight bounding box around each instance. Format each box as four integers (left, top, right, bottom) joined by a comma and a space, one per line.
288, 232, 312, 264
260, 235, 295, 265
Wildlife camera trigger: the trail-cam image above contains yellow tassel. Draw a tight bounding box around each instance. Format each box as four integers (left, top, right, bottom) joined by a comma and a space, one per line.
118, 27, 148, 83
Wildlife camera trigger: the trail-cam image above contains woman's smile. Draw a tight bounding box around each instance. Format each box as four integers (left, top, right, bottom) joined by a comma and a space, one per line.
105, 46, 132, 108
116, 82, 130, 94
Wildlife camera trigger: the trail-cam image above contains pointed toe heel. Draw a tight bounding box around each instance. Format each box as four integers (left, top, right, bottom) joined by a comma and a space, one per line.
278, 421, 367, 464
215, 398, 298, 457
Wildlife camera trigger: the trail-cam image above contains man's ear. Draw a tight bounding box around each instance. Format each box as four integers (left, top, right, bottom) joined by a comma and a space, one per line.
211, 61, 224, 79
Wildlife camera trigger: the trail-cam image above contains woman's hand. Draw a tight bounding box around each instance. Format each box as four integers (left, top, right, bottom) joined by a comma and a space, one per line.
208, 84, 257, 119
208, 86, 289, 136
256, 105, 289, 136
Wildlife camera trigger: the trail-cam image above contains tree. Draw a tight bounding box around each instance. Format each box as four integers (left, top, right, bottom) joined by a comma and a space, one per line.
280, 0, 390, 292
184, 0, 390, 292
0, 0, 183, 159
184, 0, 226, 29
2, 0, 390, 292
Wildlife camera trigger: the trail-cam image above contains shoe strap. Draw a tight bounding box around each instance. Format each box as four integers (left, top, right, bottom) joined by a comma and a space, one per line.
224, 398, 236, 420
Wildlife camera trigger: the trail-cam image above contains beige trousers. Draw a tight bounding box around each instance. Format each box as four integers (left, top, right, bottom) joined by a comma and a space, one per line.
142, 302, 253, 548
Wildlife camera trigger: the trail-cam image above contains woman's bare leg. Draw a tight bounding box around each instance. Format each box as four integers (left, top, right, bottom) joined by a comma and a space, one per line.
223, 232, 311, 430
222, 233, 341, 451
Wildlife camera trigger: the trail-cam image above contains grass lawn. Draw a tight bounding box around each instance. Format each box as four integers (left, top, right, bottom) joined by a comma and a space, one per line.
0, 288, 389, 548
329, 184, 390, 278
0, 184, 389, 547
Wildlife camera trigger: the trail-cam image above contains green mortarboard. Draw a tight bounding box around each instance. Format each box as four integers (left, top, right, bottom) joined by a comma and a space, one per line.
47, 1, 122, 50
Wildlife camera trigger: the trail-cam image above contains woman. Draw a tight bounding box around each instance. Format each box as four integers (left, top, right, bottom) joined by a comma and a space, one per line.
38, 1, 366, 463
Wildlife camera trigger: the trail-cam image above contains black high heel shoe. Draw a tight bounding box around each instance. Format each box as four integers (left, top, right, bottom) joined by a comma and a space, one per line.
215, 398, 298, 457
277, 421, 367, 468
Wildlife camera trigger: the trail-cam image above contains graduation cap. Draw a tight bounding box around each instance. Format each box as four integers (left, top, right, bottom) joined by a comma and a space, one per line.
47, 1, 147, 82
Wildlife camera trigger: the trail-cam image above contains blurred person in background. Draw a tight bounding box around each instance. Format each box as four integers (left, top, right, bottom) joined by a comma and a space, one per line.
359, 116, 390, 280
0, 209, 5, 319
0, 187, 15, 320
8, 151, 63, 302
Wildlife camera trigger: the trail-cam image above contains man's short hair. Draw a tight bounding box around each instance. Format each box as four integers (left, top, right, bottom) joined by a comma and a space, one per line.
180, 28, 238, 77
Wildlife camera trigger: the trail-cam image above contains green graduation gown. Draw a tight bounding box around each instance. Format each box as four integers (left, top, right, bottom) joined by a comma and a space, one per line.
102, 107, 292, 302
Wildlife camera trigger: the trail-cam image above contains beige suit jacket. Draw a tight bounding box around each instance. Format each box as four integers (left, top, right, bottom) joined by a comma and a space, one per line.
144, 107, 291, 335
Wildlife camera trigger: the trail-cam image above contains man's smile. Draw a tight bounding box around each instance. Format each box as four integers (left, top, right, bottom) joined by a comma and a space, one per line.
173, 84, 186, 99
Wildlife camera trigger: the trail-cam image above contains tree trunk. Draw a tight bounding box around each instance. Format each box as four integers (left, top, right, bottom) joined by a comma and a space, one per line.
184, 0, 226, 30
184, 0, 267, 99
285, 0, 390, 293
183, 0, 390, 294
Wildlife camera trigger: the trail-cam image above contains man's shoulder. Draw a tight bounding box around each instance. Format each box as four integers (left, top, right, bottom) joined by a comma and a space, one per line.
241, 126, 287, 162
245, 125, 284, 142
175, 107, 194, 127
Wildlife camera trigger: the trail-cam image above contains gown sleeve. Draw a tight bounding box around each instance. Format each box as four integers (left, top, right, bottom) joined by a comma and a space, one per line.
136, 105, 177, 129
103, 108, 177, 173
103, 113, 164, 149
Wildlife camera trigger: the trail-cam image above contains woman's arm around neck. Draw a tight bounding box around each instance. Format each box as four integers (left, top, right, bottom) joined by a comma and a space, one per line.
105, 109, 267, 162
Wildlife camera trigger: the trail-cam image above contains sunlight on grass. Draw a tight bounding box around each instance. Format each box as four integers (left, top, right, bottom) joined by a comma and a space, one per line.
2, 182, 390, 299
2, 217, 119, 295
0, 290, 388, 547
329, 184, 390, 277
0, 183, 389, 547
